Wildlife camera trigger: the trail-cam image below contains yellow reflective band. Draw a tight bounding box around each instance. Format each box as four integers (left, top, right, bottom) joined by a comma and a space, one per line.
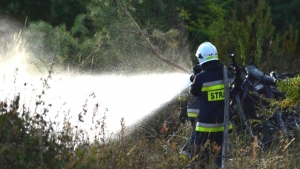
187, 109, 198, 117
203, 80, 224, 87
188, 112, 198, 118
208, 89, 225, 101
205, 55, 218, 61
202, 84, 224, 91
197, 122, 226, 127
195, 124, 233, 132
201, 80, 230, 101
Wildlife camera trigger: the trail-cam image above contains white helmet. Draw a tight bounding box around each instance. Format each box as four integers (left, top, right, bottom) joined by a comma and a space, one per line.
195, 42, 218, 65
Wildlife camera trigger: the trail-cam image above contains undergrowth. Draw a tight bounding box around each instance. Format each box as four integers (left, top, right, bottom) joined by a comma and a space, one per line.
0, 66, 300, 169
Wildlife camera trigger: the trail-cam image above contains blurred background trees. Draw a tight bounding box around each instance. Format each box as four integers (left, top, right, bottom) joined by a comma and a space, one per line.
0, 0, 299, 73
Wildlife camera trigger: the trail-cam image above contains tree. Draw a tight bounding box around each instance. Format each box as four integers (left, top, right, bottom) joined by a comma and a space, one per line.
0, 0, 87, 29
115, 0, 190, 73
23, 0, 192, 73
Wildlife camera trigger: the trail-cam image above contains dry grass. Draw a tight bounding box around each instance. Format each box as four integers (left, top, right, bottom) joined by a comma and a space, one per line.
1, 32, 300, 169
2, 80, 300, 169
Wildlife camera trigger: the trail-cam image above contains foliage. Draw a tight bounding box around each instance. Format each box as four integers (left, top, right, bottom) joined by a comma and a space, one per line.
3, 0, 300, 73
178, 0, 232, 60
178, 0, 300, 73
275, 76, 300, 108
23, 21, 79, 65
0, 89, 70, 168
130, 0, 184, 32
2, 1, 300, 168
0, 0, 87, 28
1, 0, 300, 73
269, 0, 300, 35
21, 0, 192, 73
179, 0, 274, 67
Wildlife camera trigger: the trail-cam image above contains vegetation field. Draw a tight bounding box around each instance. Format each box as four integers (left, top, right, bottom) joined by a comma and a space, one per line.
0, 0, 300, 168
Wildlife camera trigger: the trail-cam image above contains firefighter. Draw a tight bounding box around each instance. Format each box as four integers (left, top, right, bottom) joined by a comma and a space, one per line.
179, 64, 202, 160
189, 42, 232, 168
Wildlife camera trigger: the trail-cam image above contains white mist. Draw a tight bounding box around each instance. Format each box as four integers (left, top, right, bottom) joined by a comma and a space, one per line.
0, 47, 190, 138
0, 17, 191, 139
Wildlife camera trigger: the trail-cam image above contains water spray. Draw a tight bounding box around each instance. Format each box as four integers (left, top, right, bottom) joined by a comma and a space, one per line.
0, 16, 192, 141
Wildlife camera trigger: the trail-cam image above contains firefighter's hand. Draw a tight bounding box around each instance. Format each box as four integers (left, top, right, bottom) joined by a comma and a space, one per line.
193, 64, 202, 74
190, 75, 195, 82
178, 111, 188, 124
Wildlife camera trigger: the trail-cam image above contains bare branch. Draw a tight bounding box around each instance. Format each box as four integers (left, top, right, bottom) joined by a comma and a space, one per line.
115, 0, 190, 74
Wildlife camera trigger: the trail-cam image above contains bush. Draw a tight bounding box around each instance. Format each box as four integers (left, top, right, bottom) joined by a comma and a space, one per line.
275, 76, 300, 109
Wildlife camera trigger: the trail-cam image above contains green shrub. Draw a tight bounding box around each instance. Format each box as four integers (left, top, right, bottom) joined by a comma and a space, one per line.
276, 76, 300, 108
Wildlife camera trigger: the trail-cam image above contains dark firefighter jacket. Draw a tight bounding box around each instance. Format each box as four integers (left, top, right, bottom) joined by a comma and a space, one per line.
189, 60, 232, 132
187, 64, 202, 118
179, 65, 202, 119
179, 88, 200, 119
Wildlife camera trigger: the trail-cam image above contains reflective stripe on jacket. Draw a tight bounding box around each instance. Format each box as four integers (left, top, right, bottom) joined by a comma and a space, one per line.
189, 61, 228, 125
187, 95, 200, 118
196, 122, 232, 132
187, 108, 198, 118
201, 80, 225, 101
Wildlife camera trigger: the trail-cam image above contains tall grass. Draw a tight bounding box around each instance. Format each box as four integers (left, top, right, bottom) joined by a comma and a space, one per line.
1, 32, 300, 169
1, 68, 300, 169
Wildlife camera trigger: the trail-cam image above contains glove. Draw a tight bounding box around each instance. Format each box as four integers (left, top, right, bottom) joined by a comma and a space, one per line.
193, 65, 202, 75
190, 65, 202, 82
178, 111, 188, 124
190, 75, 195, 82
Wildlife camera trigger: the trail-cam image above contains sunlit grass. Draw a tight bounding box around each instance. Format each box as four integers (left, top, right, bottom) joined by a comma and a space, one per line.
1, 24, 300, 169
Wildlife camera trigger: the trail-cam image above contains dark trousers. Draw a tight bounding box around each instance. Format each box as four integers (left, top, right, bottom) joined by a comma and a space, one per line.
189, 118, 196, 144
193, 132, 223, 168
182, 118, 196, 153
